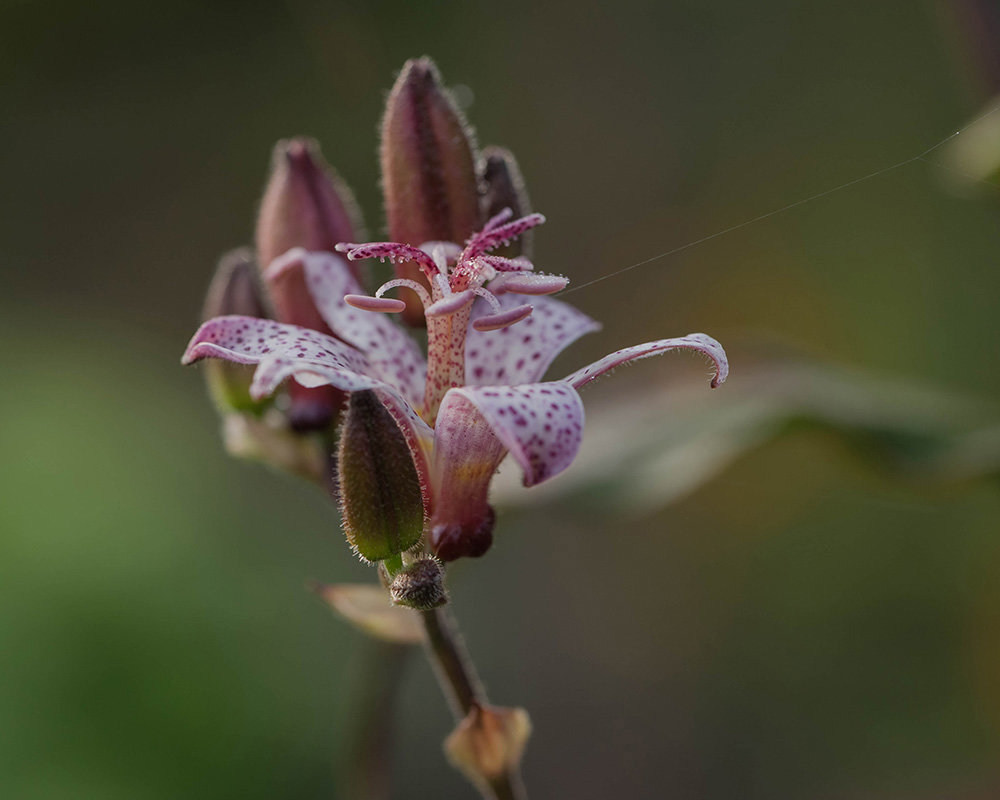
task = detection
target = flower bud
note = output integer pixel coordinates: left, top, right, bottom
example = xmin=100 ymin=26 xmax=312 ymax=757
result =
xmin=389 ymin=558 xmax=447 ymax=610
xmin=444 ymin=704 xmax=531 ymax=794
xmin=480 ymin=146 xmax=532 ymax=258
xmin=380 ymin=57 xmax=481 ymax=324
xmin=201 ymin=248 xmax=271 ymax=414
xmin=256 ymin=137 xmax=363 ymax=268
xmin=256 ymin=137 xmax=364 ymax=432
xmin=337 ymin=390 xmax=425 ymax=562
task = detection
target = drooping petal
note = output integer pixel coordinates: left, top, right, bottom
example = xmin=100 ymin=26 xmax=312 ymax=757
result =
xmin=428 ymin=392 xmax=507 ymax=561
xmin=464 ymin=294 xmax=601 ymax=386
xmin=437 ymin=382 xmax=585 ymax=488
xmin=187 ymin=316 xmax=434 ymax=501
xmin=266 ymin=249 xmax=427 ymax=408
xmin=563 ymin=333 xmax=729 ymax=390
xmin=183 ymin=315 xmax=388 ymax=401
xmin=183 ymin=314 xmax=359 ymax=366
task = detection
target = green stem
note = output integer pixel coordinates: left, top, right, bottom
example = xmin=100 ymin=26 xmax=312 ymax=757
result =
xmin=419 ymin=607 xmax=529 ymax=800
xmin=339 ymin=639 xmax=411 ymax=800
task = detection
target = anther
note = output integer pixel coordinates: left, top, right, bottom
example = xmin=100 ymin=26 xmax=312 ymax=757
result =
xmin=489 ymin=273 xmax=568 ymax=295
xmin=345 ymin=294 xmax=407 ymax=313
xmin=426 ymin=289 xmax=476 ymax=317
xmin=471 ymin=303 xmax=533 ymax=331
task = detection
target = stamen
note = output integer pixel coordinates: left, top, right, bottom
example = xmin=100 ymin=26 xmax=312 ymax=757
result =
xmin=471 ymin=303 xmax=533 ymax=331
xmin=345 ymin=294 xmax=406 ymax=313
xmin=472 ymin=287 xmax=502 ymax=313
xmin=375 ymin=278 xmax=432 ymax=308
xmin=489 ymin=273 xmax=568 ymax=295
xmin=426 ymin=289 xmax=476 ymax=317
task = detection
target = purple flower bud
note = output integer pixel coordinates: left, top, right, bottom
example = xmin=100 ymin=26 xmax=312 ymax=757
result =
xmin=380 ymin=57 xmax=481 ymax=325
xmin=256 ymin=138 xmax=364 ymax=432
xmin=337 ymin=390 xmax=425 ymax=562
xmin=256 ymin=137 xmax=364 ymax=268
xmin=200 ymin=248 xmax=271 ymax=414
xmin=479 ymin=146 xmax=532 ymax=258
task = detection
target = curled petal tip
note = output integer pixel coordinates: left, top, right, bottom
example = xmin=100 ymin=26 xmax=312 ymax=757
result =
xmin=564 ymin=331 xmax=729 ymax=390
xmin=344 ymin=294 xmax=406 ymax=313
xmin=471 ymin=303 xmax=533 ymax=331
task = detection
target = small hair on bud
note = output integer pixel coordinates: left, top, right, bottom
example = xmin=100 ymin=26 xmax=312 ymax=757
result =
xmin=389 ymin=558 xmax=448 ymax=610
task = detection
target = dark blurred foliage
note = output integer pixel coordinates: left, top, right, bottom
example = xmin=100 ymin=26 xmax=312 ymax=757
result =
xmin=2 ymin=1 xmax=999 ymax=798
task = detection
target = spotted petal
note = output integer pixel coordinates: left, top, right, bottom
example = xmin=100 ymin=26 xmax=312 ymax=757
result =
xmin=183 ymin=315 xmax=384 ymax=398
xmin=266 ymin=249 xmax=427 ymax=407
xmin=437 ymin=382 xmax=584 ymax=488
xmin=184 ymin=315 xmax=434 ymax=495
xmin=464 ymin=294 xmax=601 ymax=386
xmin=564 ymin=333 xmax=729 ymax=390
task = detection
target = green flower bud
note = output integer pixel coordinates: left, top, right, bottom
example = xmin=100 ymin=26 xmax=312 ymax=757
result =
xmin=200 ymin=248 xmax=271 ymax=414
xmin=337 ymin=390 xmax=425 ymax=562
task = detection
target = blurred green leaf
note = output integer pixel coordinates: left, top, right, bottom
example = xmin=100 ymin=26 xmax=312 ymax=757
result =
xmin=494 ymin=361 xmax=1000 ymax=515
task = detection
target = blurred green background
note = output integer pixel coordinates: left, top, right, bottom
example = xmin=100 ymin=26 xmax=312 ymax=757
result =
xmin=3 ymin=0 xmax=1000 ymax=797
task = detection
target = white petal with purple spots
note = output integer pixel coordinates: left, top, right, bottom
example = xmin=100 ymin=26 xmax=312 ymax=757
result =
xmin=437 ymin=382 xmax=585 ymax=487
xmin=563 ymin=333 xmax=729 ymax=390
xmin=267 ymin=250 xmax=427 ymax=407
xmin=464 ymin=294 xmax=601 ymax=387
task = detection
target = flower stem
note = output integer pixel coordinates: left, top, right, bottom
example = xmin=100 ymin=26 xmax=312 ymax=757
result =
xmin=419 ymin=607 xmax=528 ymax=800
xmin=339 ymin=639 xmax=410 ymax=800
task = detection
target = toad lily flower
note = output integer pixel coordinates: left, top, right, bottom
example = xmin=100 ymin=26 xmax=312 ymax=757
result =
xmin=183 ymin=210 xmax=728 ymax=561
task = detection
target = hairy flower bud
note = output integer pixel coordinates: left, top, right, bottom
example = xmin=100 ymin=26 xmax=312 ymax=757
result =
xmin=257 ymin=137 xmax=364 ymax=432
xmin=337 ymin=390 xmax=425 ymax=562
xmin=444 ymin=705 xmax=531 ymax=794
xmin=201 ymin=248 xmax=271 ymax=414
xmin=380 ymin=57 xmax=481 ymax=324
xmin=479 ymin=146 xmax=532 ymax=258
xmin=257 ymin=137 xmax=363 ymax=269
xmin=389 ymin=558 xmax=447 ymax=610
